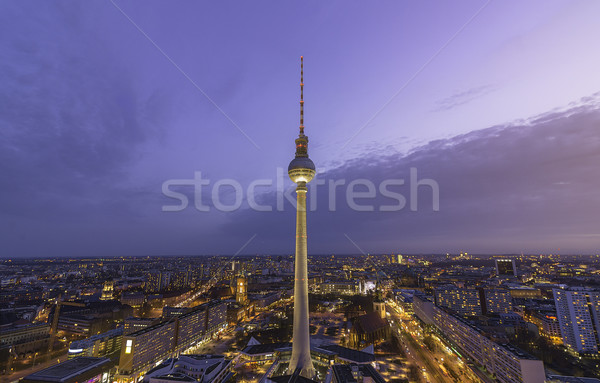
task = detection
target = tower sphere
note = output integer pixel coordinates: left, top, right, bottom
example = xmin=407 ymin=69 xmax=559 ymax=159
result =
xmin=288 ymin=157 xmax=315 ymax=184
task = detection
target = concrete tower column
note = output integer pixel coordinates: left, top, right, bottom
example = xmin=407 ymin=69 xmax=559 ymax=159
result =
xmin=288 ymin=182 xmax=315 ymax=377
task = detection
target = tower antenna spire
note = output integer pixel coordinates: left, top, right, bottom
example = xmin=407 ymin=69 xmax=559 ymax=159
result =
xmin=300 ymin=56 xmax=304 ymax=136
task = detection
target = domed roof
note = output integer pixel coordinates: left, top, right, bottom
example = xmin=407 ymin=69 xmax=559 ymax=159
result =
xmin=288 ymin=157 xmax=315 ymax=172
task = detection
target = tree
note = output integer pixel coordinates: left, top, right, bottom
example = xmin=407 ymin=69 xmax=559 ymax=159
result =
xmin=423 ymin=335 xmax=436 ymax=352
xmin=408 ymin=365 xmax=421 ymax=382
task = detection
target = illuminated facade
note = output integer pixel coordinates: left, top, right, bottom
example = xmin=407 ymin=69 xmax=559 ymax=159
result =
xmin=68 ymin=327 xmax=123 ymax=358
xmin=287 ymin=56 xmax=316 ymax=378
xmin=434 ymin=286 xmax=482 ymax=317
xmin=482 ymin=288 xmax=513 ymax=314
xmin=433 ymin=306 xmax=545 ymax=383
xmin=100 ymin=280 xmax=114 ymax=301
xmin=320 ymin=281 xmax=361 ymax=295
xmin=554 ymin=287 xmax=600 ymax=355
xmin=116 ymin=300 xmax=227 ymax=381
xmin=236 ymin=275 xmax=247 ymax=304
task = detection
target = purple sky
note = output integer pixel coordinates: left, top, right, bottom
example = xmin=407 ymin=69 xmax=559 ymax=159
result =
xmin=1 ymin=1 xmax=599 ymax=258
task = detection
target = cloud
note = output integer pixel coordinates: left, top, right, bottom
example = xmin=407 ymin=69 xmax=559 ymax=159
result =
xmin=433 ymin=84 xmax=496 ymax=112
xmin=0 ymin=2 xmax=169 ymax=219
xmin=217 ymin=96 xmax=600 ymax=255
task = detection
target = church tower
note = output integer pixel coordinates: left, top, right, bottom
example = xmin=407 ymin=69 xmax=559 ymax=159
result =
xmin=373 ymin=275 xmax=386 ymax=319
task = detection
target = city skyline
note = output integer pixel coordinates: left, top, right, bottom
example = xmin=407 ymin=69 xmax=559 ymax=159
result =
xmin=2 ymin=1 xmax=600 ymax=258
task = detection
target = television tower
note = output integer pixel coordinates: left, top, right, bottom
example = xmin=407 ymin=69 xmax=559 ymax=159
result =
xmin=287 ymin=56 xmax=316 ymax=378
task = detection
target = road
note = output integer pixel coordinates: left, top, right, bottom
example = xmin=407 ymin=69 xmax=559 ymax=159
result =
xmin=387 ymin=302 xmax=480 ymax=383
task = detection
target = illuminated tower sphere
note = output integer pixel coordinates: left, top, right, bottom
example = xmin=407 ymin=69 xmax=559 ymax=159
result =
xmin=287 ymin=56 xmax=316 ymax=378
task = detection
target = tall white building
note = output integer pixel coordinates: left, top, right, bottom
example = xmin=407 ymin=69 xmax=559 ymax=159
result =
xmin=553 ymin=287 xmax=600 ymax=355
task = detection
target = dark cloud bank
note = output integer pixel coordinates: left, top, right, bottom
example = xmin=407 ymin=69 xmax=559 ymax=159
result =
xmin=220 ymin=100 xmax=600 ymax=255
xmin=2 ymin=98 xmax=600 ymax=257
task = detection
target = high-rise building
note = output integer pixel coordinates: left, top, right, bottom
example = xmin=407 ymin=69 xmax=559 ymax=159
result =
xmin=287 ymin=56 xmax=316 ymax=379
xmin=145 ymin=271 xmax=170 ymax=292
xmin=495 ymin=259 xmax=517 ymax=277
xmin=553 ymin=287 xmax=600 ymax=355
xmin=413 ymin=292 xmax=434 ymax=325
xmin=434 ymin=285 xmax=482 ymax=317
xmin=481 ymin=288 xmax=513 ymax=314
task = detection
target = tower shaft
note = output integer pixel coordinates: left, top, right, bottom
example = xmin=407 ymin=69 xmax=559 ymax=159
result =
xmin=288 ymin=182 xmax=315 ymax=377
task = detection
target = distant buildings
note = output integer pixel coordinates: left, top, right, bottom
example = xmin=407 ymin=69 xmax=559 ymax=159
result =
xmin=320 ymin=281 xmax=361 ymax=295
xmin=554 ymin=287 xmax=600 ymax=356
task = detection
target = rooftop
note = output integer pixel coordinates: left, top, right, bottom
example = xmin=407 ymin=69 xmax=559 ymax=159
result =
xmin=242 ymin=342 xmax=292 ymax=355
xmin=23 ymin=357 xmax=110 ymax=382
xmin=69 ymin=327 xmax=122 ymax=350
xmin=316 ymin=345 xmax=376 ymax=363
